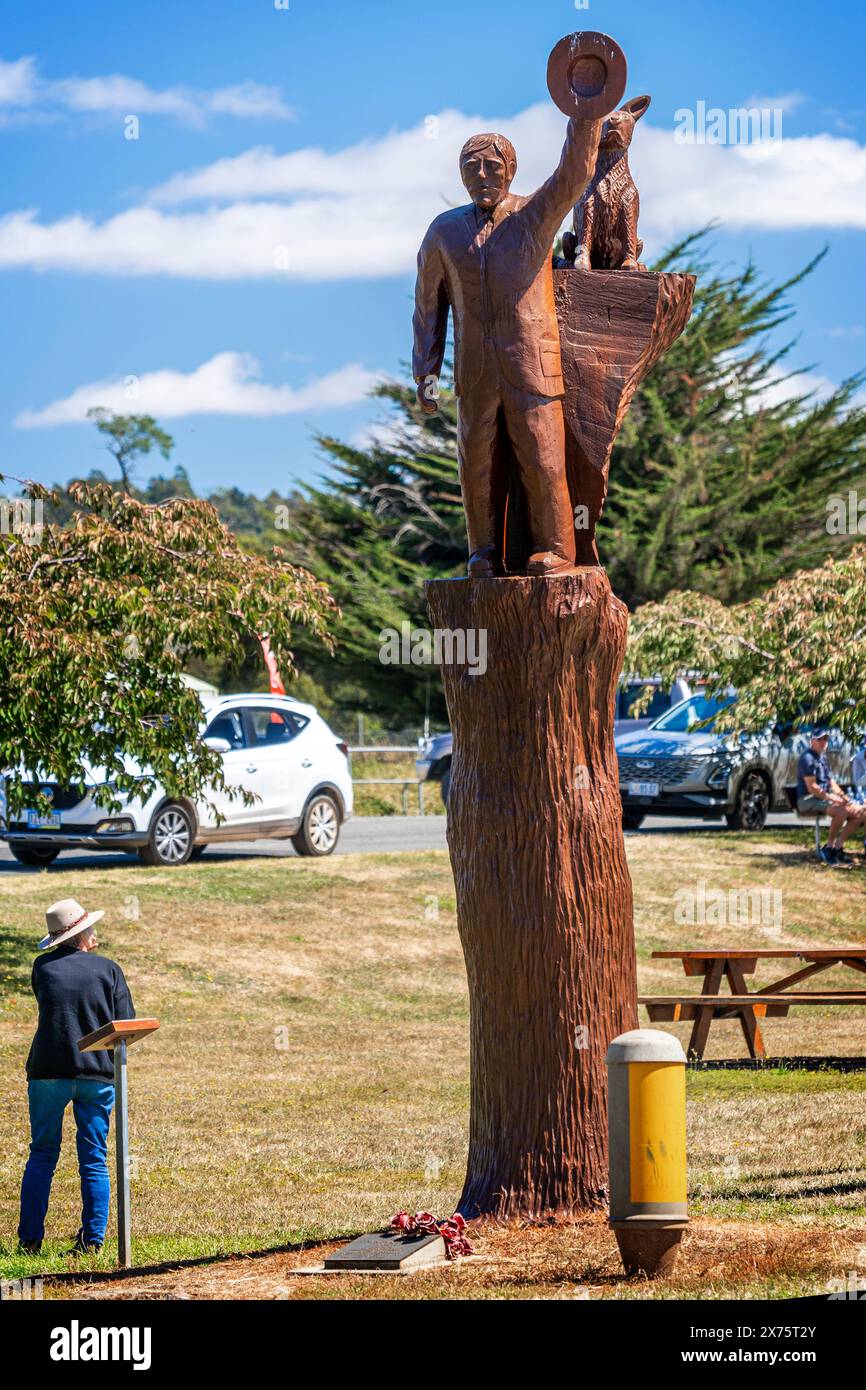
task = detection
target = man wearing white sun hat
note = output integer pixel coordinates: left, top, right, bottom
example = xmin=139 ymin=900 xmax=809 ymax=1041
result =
xmin=17 ymin=899 xmax=135 ymax=1257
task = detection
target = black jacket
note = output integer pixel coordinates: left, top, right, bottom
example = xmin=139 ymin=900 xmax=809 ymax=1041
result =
xmin=26 ymin=945 xmax=135 ymax=1082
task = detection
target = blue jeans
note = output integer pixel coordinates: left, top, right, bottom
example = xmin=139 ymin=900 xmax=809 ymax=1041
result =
xmin=18 ymin=1078 xmax=115 ymax=1247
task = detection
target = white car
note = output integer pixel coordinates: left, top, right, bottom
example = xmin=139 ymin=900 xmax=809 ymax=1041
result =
xmin=0 ymin=694 xmax=353 ymax=867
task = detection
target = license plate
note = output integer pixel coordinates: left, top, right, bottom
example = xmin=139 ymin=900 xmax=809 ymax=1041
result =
xmin=626 ymin=781 xmax=660 ymax=798
xmin=26 ymin=810 xmax=61 ymax=829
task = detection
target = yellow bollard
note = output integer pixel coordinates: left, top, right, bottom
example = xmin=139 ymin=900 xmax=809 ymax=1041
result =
xmin=606 ymin=1028 xmax=688 ymax=1277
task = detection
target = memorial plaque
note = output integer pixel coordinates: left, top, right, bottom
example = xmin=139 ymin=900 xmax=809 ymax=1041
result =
xmin=324 ymin=1229 xmax=446 ymax=1272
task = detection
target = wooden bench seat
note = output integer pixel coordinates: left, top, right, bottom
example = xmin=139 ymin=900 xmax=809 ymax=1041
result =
xmin=640 ymin=992 xmax=866 ymax=1022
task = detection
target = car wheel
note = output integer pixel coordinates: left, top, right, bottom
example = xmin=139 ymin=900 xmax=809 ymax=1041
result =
xmin=292 ymin=794 xmax=340 ymax=857
xmin=622 ymin=810 xmax=645 ymax=831
xmin=10 ymin=846 xmax=60 ymax=867
xmin=138 ymin=803 xmax=195 ymax=866
xmin=726 ymin=773 xmax=770 ymax=831
xmin=440 ymin=766 xmax=451 ymax=807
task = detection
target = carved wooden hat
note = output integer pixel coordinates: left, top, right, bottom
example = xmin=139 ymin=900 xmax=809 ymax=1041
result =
xmin=547 ymin=30 xmax=628 ymax=121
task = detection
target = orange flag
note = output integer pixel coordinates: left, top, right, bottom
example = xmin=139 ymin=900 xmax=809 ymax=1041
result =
xmin=259 ymin=634 xmax=286 ymax=696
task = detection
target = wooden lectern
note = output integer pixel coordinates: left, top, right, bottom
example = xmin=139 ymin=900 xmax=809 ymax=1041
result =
xmin=78 ymin=1018 xmax=160 ymax=1267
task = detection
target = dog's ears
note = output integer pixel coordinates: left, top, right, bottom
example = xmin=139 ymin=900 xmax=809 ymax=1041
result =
xmin=621 ymin=94 xmax=651 ymax=121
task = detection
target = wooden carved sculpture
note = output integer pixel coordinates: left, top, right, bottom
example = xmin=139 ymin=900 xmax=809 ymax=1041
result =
xmin=412 ymin=110 xmax=603 ymax=579
xmin=414 ymin=34 xmax=693 ymax=577
xmin=419 ymin=32 xmax=695 ymax=1221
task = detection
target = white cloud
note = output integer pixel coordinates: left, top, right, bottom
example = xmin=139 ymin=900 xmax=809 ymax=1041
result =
xmin=0 ymin=53 xmax=292 ymax=125
xmin=632 ymin=126 xmax=866 ymax=239
xmin=0 ymin=56 xmax=38 ymax=105
xmin=351 ymin=417 xmax=424 ymax=452
xmin=0 ymin=200 xmax=419 ymax=280
xmin=755 ymin=365 xmax=839 ymax=410
xmin=750 ymin=363 xmax=866 ymax=413
xmin=147 ymin=109 xmax=484 ymax=204
xmin=742 ymin=91 xmax=806 ymax=116
xmin=53 ymin=75 xmax=200 ymax=121
xmin=53 ymin=76 xmax=292 ymax=124
xmin=15 ymin=353 xmax=381 ymax=427
xmin=0 ymin=104 xmax=864 ymax=281
xmin=150 ymin=105 xmax=866 ymax=237
xmin=208 ymin=83 xmax=292 ymax=121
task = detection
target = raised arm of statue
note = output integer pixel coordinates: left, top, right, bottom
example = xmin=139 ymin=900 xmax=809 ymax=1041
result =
xmin=523 ymin=115 xmax=602 ymax=247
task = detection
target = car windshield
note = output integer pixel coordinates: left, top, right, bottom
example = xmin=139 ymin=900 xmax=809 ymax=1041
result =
xmin=616 ymin=685 xmax=671 ymax=722
xmin=651 ymin=693 xmax=734 ymax=734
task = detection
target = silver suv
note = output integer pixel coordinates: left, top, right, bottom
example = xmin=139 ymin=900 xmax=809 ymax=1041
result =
xmin=616 ymin=694 xmax=853 ymax=831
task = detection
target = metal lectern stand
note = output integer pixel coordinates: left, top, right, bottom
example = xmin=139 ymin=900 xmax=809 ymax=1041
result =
xmin=77 ymin=1018 xmax=160 ymax=1267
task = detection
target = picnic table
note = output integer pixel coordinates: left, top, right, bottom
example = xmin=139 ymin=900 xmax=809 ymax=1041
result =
xmin=640 ymin=949 xmax=866 ymax=1060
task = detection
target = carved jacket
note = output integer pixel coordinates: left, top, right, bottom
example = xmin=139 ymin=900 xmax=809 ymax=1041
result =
xmin=412 ymin=116 xmax=600 ymax=400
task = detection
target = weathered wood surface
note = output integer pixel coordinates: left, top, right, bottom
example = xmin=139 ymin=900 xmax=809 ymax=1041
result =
xmin=426 ymin=569 xmax=638 ymax=1219
xmin=503 ymin=269 xmax=695 ymax=570
xmin=555 ymin=268 xmax=695 ymax=564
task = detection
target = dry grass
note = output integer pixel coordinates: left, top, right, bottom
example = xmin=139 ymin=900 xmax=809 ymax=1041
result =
xmin=58 ymin=1218 xmax=866 ymax=1302
xmin=1 ymin=825 xmax=864 ymax=1300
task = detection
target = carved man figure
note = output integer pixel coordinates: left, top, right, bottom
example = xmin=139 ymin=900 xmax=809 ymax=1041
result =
xmin=412 ymin=116 xmax=601 ymax=576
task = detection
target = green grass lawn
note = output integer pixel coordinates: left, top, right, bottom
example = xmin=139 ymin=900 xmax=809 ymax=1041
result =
xmin=1 ymin=827 xmax=864 ymax=1299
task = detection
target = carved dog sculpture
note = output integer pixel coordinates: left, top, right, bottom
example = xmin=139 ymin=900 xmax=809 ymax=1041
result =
xmin=563 ymin=94 xmax=651 ymax=270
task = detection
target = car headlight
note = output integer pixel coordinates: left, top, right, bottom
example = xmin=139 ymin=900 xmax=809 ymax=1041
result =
xmin=706 ymin=762 xmax=732 ymax=788
xmin=95 ymin=817 xmax=136 ymax=835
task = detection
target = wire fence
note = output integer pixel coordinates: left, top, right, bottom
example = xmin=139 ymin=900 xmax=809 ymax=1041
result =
xmin=338 ymin=722 xmax=450 ymax=815
xmin=333 ymin=717 xmax=448 ymax=748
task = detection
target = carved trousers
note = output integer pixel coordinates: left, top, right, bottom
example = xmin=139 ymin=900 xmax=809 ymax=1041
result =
xmin=457 ymin=354 xmax=575 ymax=563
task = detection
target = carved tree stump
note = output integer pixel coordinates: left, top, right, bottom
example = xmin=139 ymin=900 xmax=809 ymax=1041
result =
xmin=426 ymin=568 xmax=637 ymax=1220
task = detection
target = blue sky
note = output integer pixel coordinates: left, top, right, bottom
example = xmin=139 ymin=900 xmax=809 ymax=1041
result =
xmin=1 ymin=0 xmax=865 ymax=500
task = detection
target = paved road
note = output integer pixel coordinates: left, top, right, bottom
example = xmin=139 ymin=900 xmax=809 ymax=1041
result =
xmin=627 ymin=811 xmax=798 ymax=835
xmin=0 ymin=816 xmax=449 ymax=871
xmin=0 ymin=811 xmax=804 ymax=872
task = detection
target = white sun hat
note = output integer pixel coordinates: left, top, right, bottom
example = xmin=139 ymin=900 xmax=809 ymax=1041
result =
xmin=38 ymin=898 xmax=105 ymax=951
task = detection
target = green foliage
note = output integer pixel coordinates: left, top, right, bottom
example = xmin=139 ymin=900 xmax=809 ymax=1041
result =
xmin=0 ymin=476 xmax=335 ymax=814
xmin=33 ymin=463 xmax=306 ymax=701
xmin=86 ymin=409 xmax=174 ymax=491
xmin=626 ymin=544 xmax=866 ymax=738
xmin=287 ymin=380 xmax=465 ymax=724
xmin=602 ymin=232 xmax=866 ymax=608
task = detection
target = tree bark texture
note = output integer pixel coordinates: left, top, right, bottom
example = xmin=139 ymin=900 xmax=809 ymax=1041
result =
xmin=426 ymin=568 xmax=638 ymax=1220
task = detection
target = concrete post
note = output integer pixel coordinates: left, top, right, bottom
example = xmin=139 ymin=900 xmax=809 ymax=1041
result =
xmin=606 ymin=1028 xmax=688 ymax=1276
